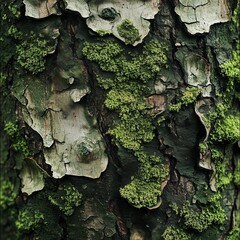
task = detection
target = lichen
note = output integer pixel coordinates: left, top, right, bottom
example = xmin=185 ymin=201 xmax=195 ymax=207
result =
xmin=175 ymin=0 xmax=231 ymax=34
xmin=20 ymin=158 xmax=46 ymax=195
xmin=78 ymin=142 xmax=92 ymax=156
xmin=23 ymin=0 xmax=60 ymax=18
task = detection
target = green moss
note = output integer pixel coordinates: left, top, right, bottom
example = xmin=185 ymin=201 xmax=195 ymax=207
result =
xmin=83 ymin=38 xmax=168 ymax=208
xmin=212 ymin=149 xmax=233 ymax=189
xmin=136 ymin=151 xmax=169 ymax=180
xmin=108 ymin=114 xmax=155 ymax=151
xmin=0 ymin=72 xmax=7 ymax=87
xmin=105 ymin=89 xmax=137 ymax=110
xmin=169 ymin=87 xmax=201 ymax=112
xmin=16 ymin=33 xmax=48 ymax=74
xmin=120 ymin=152 xmax=169 ymax=208
xmin=82 ymin=40 xmax=123 ymax=72
xmin=179 ymin=87 xmax=201 ymax=105
xmin=117 ymin=19 xmax=140 ymax=45
xmin=4 ymin=121 xmax=30 ymax=158
xmin=221 ymin=1 xmax=240 ymax=92
xmin=227 ymin=227 xmax=240 ymax=240
xmin=0 ymin=0 xmax=21 ymax=27
xmin=211 ymin=114 xmax=240 ymax=143
xmin=199 ymin=142 xmax=208 ymax=154
xmin=162 ymin=226 xmax=191 ymax=240
xmin=96 ymin=30 xmax=112 ymax=37
xmin=0 ymin=1 xmax=48 ymax=76
xmin=16 ymin=208 xmax=44 ymax=233
xmin=83 ymin=38 xmax=167 ymax=152
xmin=234 ymin=159 xmax=240 ymax=185
xmin=172 ymin=196 xmax=226 ymax=232
xmin=3 ymin=121 xmax=19 ymax=137
xmin=48 ymin=184 xmax=82 ymax=216
xmin=0 ymin=180 xmax=17 ymax=210
xmin=83 ymin=38 xmax=167 ymax=84
xmin=221 ymin=42 xmax=240 ymax=85
xmin=120 ymin=179 xmax=161 ymax=208
xmin=232 ymin=1 xmax=240 ymax=29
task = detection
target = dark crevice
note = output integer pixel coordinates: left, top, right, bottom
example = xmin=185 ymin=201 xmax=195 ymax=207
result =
xmin=59 ymin=216 xmax=68 ymax=240
xmin=83 ymin=59 xmax=122 ymax=172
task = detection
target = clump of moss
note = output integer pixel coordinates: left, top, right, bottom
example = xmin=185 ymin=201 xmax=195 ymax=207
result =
xmin=96 ymin=29 xmax=111 ymax=37
xmin=211 ymin=149 xmax=233 ymax=189
xmin=120 ymin=179 xmax=161 ymax=208
xmin=83 ymin=38 xmax=167 ymax=152
xmin=117 ymin=19 xmax=140 ymax=45
xmin=16 ymin=208 xmax=44 ymax=233
xmin=227 ymin=227 xmax=240 ymax=240
xmin=172 ymin=195 xmax=226 ymax=232
xmin=82 ymin=40 xmax=123 ymax=72
xmin=0 ymin=180 xmax=17 ymax=210
xmin=162 ymin=226 xmax=191 ymax=240
xmin=4 ymin=121 xmax=30 ymax=158
xmin=108 ymin=112 xmax=155 ymax=151
xmin=48 ymin=184 xmax=82 ymax=216
xmin=221 ymin=1 xmax=240 ymax=93
xmin=83 ymin=38 xmax=167 ymax=84
xmin=169 ymin=87 xmax=201 ymax=112
xmin=221 ymin=42 xmax=240 ymax=86
xmin=199 ymin=142 xmax=208 ymax=154
xmin=1 ymin=0 xmax=49 ymax=75
xmin=211 ymin=114 xmax=240 ymax=143
xmin=120 ymin=152 xmax=169 ymax=208
xmin=16 ymin=33 xmax=48 ymax=74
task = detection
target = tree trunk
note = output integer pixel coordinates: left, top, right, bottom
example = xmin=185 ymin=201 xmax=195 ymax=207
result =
xmin=1 ymin=0 xmax=239 ymax=240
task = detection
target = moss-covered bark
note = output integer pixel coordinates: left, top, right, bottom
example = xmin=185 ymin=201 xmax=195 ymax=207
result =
xmin=1 ymin=0 xmax=239 ymax=239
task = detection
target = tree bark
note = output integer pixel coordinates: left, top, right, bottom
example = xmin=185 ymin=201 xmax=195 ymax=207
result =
xmin=0 ymin=0 xmax=239 ymax=240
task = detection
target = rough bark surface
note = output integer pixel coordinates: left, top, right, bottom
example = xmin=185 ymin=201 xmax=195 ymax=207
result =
xmin=0 ymin=0 xmax=239 ymax=240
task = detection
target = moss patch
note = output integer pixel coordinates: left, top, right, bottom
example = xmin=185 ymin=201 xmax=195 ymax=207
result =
xmin=162 ymin=226 xmax=191 ymax=240
xmin=171 ymin=193 xmax=227 ymax=232
xmin=117 ymin=19 xmax=141 ymax=45
xmin=83 ymin=37 xmax=169 ymax=208
xmin=48 ymin=184 xmax=82 ymax=216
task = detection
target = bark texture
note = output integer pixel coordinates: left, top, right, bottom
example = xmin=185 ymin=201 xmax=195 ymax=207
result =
xmin=0 ymin=0 xmax=239 ymax=240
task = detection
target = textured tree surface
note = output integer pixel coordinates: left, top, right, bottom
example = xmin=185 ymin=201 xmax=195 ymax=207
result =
xmin=0 ymin=0 xmax=239 ymax=239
